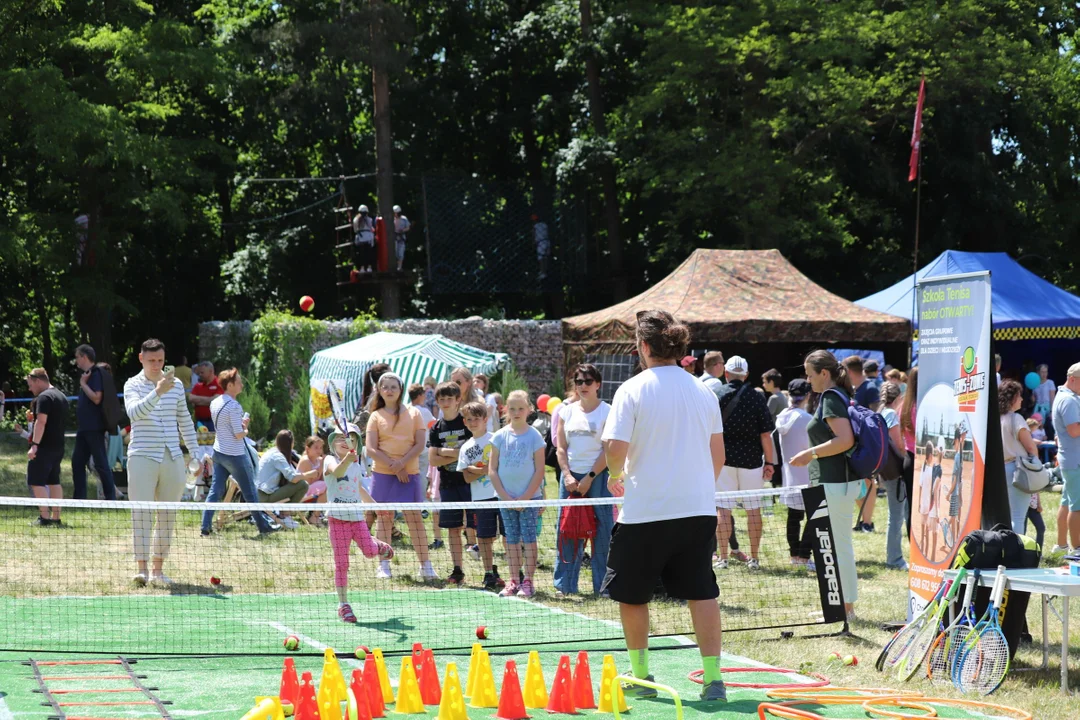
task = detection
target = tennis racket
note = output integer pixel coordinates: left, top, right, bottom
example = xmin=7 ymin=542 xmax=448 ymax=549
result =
xmin=925 ymin=568 xmax=979 ymax=685
xmin=954 ymin=566 xmax=1010 ymax=695
xmin=877 ymin=578 xmax=952 ymax=673
xmin=897 ymin=569 xmax=965 ymax=681
xmin=326 ymin=379 xmax=355 ymax=451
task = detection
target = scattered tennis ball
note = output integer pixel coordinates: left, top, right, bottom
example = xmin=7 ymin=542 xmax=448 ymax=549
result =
xmin=284 ymin=635 xmax=300 ymax=651
xmin=210 ymin=576 xmax=221 ymax=586
xmin=356 ymin=645 xmax=370 ymax=660
xmin=842 ymin=654 xmax=858 ymax=666
xmin=476 ymin=626 xmax=489 ymax=640
xmin=827 ymin=651 xmax=842 ymax=663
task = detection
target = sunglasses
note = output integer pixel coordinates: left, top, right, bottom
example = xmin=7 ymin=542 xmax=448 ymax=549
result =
xmin=573 ymin=378 xmax=596 ymax=386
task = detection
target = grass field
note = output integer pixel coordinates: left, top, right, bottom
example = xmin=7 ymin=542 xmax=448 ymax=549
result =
xmin=1 ymin=434 xmax=1077 ymax=718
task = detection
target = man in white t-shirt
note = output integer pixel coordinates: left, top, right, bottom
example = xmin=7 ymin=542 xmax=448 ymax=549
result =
xmin=601 ymin=309 xmax=728 ymax=702
xmin=698 ymin=350 xmax=725 ymax=398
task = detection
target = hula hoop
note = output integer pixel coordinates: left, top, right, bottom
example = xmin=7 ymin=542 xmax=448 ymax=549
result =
xmin=688 ymin=667 xmax=829 ymax=689
xmin=767 ymin=687 xmax=924 ymax=702
xmin=758 ymin=701 xmax=829 ymax=720
xmin=861 ymin=698 xmax=937 ymax=718
xmin=860 ymin=697 xmax=1033 ymax=720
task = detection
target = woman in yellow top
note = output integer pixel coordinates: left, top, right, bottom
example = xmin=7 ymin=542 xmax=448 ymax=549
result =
xmin=365 ymin=372 xmax=436 ymax=580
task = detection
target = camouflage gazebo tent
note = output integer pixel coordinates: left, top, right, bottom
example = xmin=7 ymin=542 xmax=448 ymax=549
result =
xmin=562 ymin=249 xmax=911 ymax=379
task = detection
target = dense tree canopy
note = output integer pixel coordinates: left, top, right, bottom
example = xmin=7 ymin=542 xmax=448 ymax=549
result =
xmin=3 ymin=0 xmax=1080 ymax=386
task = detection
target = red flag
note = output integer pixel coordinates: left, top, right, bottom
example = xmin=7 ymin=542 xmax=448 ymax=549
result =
xmin=908 ymin=75 xmax=926 ymax=182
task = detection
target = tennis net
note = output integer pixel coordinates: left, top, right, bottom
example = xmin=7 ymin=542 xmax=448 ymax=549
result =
xmin=0 ymin=486 xmax=844 ymax=656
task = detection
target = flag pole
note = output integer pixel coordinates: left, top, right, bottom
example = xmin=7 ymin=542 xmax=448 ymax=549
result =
xmin=908 ymin=75 xmax=926 ymax=368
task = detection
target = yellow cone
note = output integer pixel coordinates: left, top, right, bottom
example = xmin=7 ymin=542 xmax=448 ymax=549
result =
xmin=596 ymin=655 xmax=627 ymax=714
xmin=243 ymin=697 xmax=284 ymax=720
xmin=318 ymin=677 xmax=343 ymax=720
xmin=464 ymin=643 xmax=481 ymax=698
xmin=437 ymin=662 xmax=470 ymax=720
xmin=468 ymin=651 xmax=498 ymax=709
xmin=321 ymin=648 xmax=349 ymax=704
xmin=395 ymin=657 xmax=426 ymax=714
xmin=522 ymin=650 xmax=548 ymax=709
xmin=372 ymin=648 xmax=394 ymax=703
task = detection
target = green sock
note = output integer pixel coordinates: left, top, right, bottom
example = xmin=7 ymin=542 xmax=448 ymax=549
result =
xmin=628 ymin=648 xmax=649 ymax=678
xmin=702 ymin=656 xmax=721 ymax=684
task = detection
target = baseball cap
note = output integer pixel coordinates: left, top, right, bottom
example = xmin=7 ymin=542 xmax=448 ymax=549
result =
xmin=787 ymin=379 xmax=811 ymax=398
xmin=680 ymin=355 xmax=696 ymax=368
xmin=724 ymin=356 xmax=749 ymax=375
xmin=358 ymin=204 xmax=369 ymax=213
xmin=1068 ymin=362 xmax=1080 ymax=378
xmin=24 ymin=368 xmax=49 ymax=383
xmin=393 ymin=205 xmax=402 ymax=213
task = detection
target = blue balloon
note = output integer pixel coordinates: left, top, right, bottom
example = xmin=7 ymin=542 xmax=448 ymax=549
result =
xmin=1025 ymin=372 xmax=1041 ymax=390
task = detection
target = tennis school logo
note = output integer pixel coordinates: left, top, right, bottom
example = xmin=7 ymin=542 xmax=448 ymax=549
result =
xmin=953 ymin=346 xmax=986 ymax=413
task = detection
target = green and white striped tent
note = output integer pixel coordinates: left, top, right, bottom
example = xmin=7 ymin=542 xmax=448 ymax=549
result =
xmin=309 ymin=332 xmax=509 ymax=432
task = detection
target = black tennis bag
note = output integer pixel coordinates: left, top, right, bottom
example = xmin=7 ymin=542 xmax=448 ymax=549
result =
xmin=952 ymin=524 xmax=1040 ymax=659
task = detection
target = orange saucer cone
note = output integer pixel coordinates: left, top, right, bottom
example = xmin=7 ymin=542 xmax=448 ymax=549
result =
xmin=361 ymin=655 xmax=385 ymax=718
xmin=295 ymin=671 xmax=322 ymax=720
xmin=419 ymin=648 xmax=442 ymax=705
xmin=280 ymin=657 xmax=301 ymax=712
xmin=496 ymin=661 xmax=529 ymax=720
xmin=348 ymin=670 xmax=372 ymax=720
xmin=545 ymin=655 xmax=577 ymax=714
xmin=571 ymin=652 xmax=594 ymax=710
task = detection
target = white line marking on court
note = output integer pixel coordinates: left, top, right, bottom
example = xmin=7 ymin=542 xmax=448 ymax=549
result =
xmin=259 ymin=621 xmax=369 ymax=674
xmin=0 ymin=694 xmax=15 ymax=720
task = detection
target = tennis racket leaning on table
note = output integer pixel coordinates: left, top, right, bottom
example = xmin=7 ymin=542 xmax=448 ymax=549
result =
xmin=953 ymin=566 xmax=1010 ymax=695
xmin=877 ymin=577 xmax=953 ymax=673
xmin=925 ymin=568 xmax=980 ymax=685
xmin=897 ymin=568 xmax=966 ymax=681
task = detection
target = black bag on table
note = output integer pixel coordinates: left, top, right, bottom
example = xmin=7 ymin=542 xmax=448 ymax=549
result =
xmin=952 ymin=524 xmax=1040 ymax=660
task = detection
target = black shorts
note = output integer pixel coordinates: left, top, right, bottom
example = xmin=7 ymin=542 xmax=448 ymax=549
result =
xmin=471 ymin=505 xmax=504 ymax=539
xmin=439 ymin=484 xmax=477 ymax=529
xmin=27 ymin=451 xmax=63 ymax=487
xmin=601 ymin=515 xmax=719 ymax=604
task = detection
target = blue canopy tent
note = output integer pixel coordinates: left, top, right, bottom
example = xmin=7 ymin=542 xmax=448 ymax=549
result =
xmin=855 ymin=251 xmax=1080 ymax=376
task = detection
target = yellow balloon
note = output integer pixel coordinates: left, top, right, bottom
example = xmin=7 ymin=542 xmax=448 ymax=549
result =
xmin=546 ymin=397 xmax=563 ymax=413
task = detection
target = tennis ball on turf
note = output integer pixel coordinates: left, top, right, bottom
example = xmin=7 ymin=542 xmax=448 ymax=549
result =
xmin=356 ymin=645 xmax=370 ymax=660
xmin=842 ymin=654 xmax=858 ymax=666
xmin=284 ymin=635 xmax=300 ymax=651
xmin=476 ymin=626 xmax=489 ymax=640
xmin=210 ymin=576 xmax=221 ymax=586
xmin=827 ymin=651 xmax=842 ymax=663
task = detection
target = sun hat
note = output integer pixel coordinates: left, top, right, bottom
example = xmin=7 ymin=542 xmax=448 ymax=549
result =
xmin=328 ymin=422 xmax=362 ymax=448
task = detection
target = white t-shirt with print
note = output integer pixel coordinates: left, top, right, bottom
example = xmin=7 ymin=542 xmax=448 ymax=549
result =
xmin=602 ymin=365 xmax=724 ymax=524
xmin=324 ymin=461 xmax=368 ymax=521
xmin=457 ymin=432 xmax=494 ymax=500
xmin=563 ymin=401 xmax=611 ymax=473
xmin=1034 ymin=379 xmax=1056 ymax=406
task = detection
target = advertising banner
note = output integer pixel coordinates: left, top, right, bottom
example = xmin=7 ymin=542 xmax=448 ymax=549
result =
xmin=801 ymin=484 xmax=848 ymax=626
xmin=908 ymin=271 xmax=992 ymax=616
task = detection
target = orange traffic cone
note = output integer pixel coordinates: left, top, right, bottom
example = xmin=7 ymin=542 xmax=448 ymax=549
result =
xmin=545 ymin=655 xmax=577 ymax=715
xmin=419 ymin=648 xmax=442 ymax=705
xmin=496 ymin=660 xmax=529 ymax=720
xmin=280 ymin=657 xmax=300 ymax=713
xmin=348 ymin=670 xmax=372 ymax=720
xmin=571 ymin=652 xmax=595 ymax=710
xmin=361 ymin=654 xmax=386 ymax=718
xmin=295 ymin=671 xmax=322 ymax=720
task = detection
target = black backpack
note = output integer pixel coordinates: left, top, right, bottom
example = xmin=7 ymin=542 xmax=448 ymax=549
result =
xmin=953 ymin=524 xmax=1040 ymax=570
xmin=97 ymin=364 xmax=124 ymax=435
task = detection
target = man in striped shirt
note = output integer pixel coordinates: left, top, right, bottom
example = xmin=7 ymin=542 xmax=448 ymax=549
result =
xmin=123 ymin=338 xmax=198 ymax=586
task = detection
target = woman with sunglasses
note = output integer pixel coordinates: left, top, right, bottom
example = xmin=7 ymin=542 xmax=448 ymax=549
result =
xmin=553 ymin=364 xmax=614 ymax=596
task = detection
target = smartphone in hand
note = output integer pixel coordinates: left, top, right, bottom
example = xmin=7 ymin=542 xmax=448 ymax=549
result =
xmin=163 ymin=365 xmax=175 ymax=375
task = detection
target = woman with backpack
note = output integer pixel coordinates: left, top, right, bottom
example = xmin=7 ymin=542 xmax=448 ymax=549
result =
xmin=790 ymin=350 xmax=859 ymax=621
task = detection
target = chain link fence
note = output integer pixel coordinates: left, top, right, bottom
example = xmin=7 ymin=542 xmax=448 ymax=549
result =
xmin=422 ymin=173 xmax=586 ymax=294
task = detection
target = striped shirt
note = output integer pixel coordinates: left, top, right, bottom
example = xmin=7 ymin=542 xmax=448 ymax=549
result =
xmin=123 ymin=372 xmax=198 ymax=462
xmin=210 ymin=394 xmax=248 ymax=455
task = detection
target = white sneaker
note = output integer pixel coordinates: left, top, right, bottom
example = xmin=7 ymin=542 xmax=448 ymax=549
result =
xmin=747 ymin=559 xmax=761 ymax=571
xmin=420 ymin=561 xmax=439 ymax=581
xmin=376 ymin=560 xmax=392 ymax=579
xmin=133 ymin=571 xmax=148 ymax=586
xmin=1050 ymin=545 xmax=1071 ymax=554
xmin=467 ymin=544 xmax=481 ymax=562
xmin=150 ymin=572 xmax=173 ymax=586
xmin=713 ymin=559 xmax=728 ymax=569
xmin=281 ymin=517 xmax=299 ymax=529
